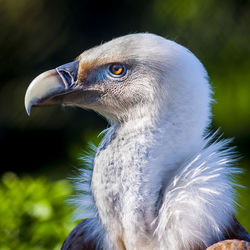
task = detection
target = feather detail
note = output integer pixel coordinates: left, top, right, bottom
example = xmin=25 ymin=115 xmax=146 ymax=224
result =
xmin=68 ymin=131 xmax=247 ymax=250
xmin=67 ymin=143 xmax=97 ymax=220
xmin=154 ymin=133 xmax=242 ymax=249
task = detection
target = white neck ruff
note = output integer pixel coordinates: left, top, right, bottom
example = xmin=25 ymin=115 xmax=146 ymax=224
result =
xmin=70 ymin=125 xmax=239 ymax=250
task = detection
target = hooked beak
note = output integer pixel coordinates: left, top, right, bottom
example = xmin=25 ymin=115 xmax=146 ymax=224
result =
xmin=24 ymin=60 xmax=79 ymax=115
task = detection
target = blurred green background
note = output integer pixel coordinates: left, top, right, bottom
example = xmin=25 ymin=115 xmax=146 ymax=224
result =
xmin=0 ymin=0 xmax=249 ymax=249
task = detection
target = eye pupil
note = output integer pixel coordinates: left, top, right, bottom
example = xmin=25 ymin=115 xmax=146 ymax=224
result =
xmin=109 ymin=64 xmax=125 ymax=76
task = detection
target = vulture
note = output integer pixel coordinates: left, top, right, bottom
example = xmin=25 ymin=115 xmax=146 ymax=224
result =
xmin=25 ymin=33 xmax=250 ymax=250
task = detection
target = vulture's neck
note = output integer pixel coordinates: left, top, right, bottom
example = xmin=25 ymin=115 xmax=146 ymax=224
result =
xmin=82 ymin=110 xmax=237 ymax=250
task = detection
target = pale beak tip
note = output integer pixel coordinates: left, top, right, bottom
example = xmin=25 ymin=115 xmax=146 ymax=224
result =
xmin=24 ymin=69 xmax=63 ymax=116
xmin=24 ymin=89 xmax=35 ymax=116
xmin=25 ymin=104 xmax=31 ymax=116
xmin=24 ymin=94 xmax=31 ymax=116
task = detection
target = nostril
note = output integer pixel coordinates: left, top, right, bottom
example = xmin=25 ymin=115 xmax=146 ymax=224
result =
xmin=56 ymin=60 xmax=79 ymax=89
xmin=61 ymin=70 xmax=74 ymax=88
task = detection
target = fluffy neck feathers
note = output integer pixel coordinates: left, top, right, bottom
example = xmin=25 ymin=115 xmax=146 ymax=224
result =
xmin=72 ymin=112 xmax=238 ymax=249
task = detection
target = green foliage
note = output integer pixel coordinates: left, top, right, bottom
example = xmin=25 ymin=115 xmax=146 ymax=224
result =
xmin=236 ymin=161 xmax=250 ymax=232
xmin=0 ymin=172 xmax=77 ymax=250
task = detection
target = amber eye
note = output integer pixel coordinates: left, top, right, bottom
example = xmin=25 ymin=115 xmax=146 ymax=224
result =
xmin=109 ymin=64 xmax=126 ymax=77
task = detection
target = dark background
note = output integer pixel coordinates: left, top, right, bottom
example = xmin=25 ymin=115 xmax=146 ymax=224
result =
xmin=0 ymin=0 xmax=249 ymax=228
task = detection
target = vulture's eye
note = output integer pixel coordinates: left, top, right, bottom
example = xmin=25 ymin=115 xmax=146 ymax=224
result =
xmin=109 ymin=64 xmax=127 ymax=78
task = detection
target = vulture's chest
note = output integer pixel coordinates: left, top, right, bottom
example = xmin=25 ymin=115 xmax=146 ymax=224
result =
xmin=91 ymin=128 xmax=159 ymax=249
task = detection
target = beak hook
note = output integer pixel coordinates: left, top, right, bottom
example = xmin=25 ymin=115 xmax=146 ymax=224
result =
xmin=24 ymin=60 xmax=80 ymax=115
